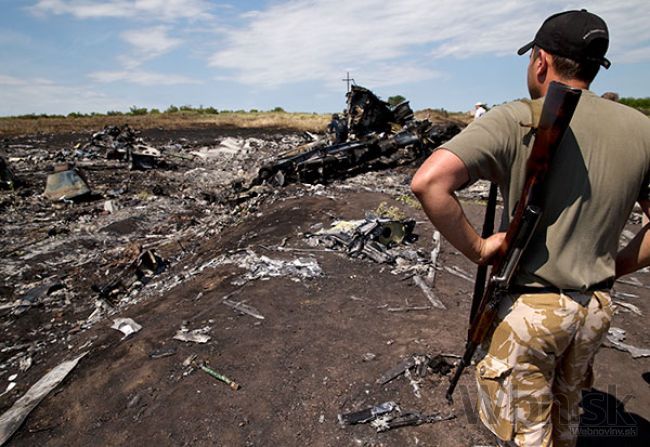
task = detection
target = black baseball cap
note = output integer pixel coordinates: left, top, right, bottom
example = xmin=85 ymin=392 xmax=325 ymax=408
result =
xmin=517 ymin=9 xmax=611 ymax=69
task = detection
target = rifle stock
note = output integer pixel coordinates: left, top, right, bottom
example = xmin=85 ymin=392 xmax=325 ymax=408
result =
xmin=446 ymin=82 xmax=582 ymax=403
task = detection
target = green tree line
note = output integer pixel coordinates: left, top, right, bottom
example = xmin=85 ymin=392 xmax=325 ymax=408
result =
xmin=8 ymin=105 xmax=290 ymax=119
xmin=619 ymin=97 xmax=650 ymax=110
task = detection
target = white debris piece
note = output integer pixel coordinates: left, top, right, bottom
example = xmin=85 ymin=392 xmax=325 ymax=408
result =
xmin=18 ymin=356 xmax=32 ymax=372
xmin=173 ymin=326 xmax=212 ymax=344
xmin=605 ymin=327 xmax=650 ymax=358
xmin=0 ymin=352 xmax=87 ymax=445
xmin=213 ymin=250 xmax=322 ymax=285
xmin=222 ymin=298 xmax=265 ymax=320
xmin=443 ymin=265 xmax=474 ymax=282
xmin=613 ymin=300 xmax=643 ymax=316
xmin=413 ymin=275 xmax=446 ymax=310
xmin=427 ymin=231 xmax=441 ymax=284
xmin=103 ymin=200 xmax=116 ymax=213
xmin=111 ymin=318 xmax=142 ymax=339
xmin=0 ymin=382 xmax=16 ymax=398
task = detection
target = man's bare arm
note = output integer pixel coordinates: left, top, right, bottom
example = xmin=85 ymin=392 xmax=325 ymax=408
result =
xmin=615 ymin=199 xmax=650 ymax=278
xmin=411 ymin=149 xmax=504 ymax=264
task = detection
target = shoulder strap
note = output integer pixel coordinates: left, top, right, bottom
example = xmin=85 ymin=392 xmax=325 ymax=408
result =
xmin=518 ymin=98 xmax=543 ymax=129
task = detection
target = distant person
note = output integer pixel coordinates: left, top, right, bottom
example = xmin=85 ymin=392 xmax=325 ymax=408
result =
xmin=327 ymin=113 xmax=348 ymax=144
xmin=601 ymin=91 xmax=620 ymax=101
xmin=473 ymin=102 xmax=487 ymax=120
xmin=412 ymin=9 xmax=650 ymax=447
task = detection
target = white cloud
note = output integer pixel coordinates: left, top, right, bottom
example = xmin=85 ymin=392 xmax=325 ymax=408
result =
xmin=30 ymin=0 xmax=213 ymax=21
xmin=89 ymin=70 xmax=201 ymax=85
xmin=0 ymin=74 xmax=127 ymax=115
xmin=122 ymin=26 xmax=181 ymax=55
xmin=89 ymin=26 xmax=198 ymax=85
xmin=119 ymin=26 xmax=182 ymax=67
xmin=209 ymin=0 xmax=650 ymax=87
xmin=617 ymin=47 xmax=650 ymax=64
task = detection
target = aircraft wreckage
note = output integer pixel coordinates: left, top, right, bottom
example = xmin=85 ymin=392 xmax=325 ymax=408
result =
xmin=254 ymin=85 xmax=462 ymax=186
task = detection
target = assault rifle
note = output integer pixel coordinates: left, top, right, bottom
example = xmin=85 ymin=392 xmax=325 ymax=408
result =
xmin=445 ymin=81 xmax=582 ymax=403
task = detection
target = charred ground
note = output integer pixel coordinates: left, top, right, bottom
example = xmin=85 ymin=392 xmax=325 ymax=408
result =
xmin=0 ymin=125 xmax=648 ymax=446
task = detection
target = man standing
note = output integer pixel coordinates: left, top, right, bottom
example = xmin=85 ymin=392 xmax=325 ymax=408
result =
xmin=327 ymin=113 xmax=348 ymax=144
xmin=411 ymin=10 xmax=650 ymax=447
xmin=473 ymin=102 xmax=487 ymax=120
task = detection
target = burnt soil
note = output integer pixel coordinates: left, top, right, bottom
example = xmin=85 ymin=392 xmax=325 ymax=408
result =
xmin=1 ymin=127 xmax=649 ymax=446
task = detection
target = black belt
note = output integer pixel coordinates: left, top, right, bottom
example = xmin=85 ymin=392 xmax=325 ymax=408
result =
xmin=509 ymin=278 xmax=614 ymax=294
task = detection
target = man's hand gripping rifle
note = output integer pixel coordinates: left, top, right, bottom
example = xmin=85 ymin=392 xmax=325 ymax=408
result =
xmin=446 ymin=81 xmax=582 ymax=403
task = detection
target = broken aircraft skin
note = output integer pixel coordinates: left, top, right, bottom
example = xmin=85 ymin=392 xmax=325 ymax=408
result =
xmin=81 ymin=124 xmax=163 ymax=170
xmin=0 ymin=156 xmax=18 ymax=190
xmin=254 ymin=85 xmax=462 ymax=186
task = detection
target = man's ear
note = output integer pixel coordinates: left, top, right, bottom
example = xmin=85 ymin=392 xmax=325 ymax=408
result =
xmin=535 ymin=48 xmax=550 ymax=81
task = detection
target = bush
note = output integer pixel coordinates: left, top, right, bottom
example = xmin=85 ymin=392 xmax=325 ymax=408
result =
xmin=149 ymin=108 xmax=160 ymax=114
xmin=272 ymin=106 xmax=285 ymax=113
xmin=619 ymin=97 xmax=650 ymax=115
xmin=129 ymin=106 xmax=148 ymax=116
xmin=107 ymin=110 xmax=124 ymax=116
xmin=619 ymin=97 xmax=650 ymax=108
xmin=15 ymin=113 xmax=50 ymax=119
xmin=165 ymin=105 xmax=179 ymax=113
xmin=387 ymin=95 xmax=406 ymax=107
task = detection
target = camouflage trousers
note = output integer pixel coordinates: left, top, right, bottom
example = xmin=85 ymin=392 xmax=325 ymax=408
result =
xmin=475 ymin=290 xmax=613 ymax=447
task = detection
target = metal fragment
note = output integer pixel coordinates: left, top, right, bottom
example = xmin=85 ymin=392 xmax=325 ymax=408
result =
xmin=605 ymin=327 xmax=650 ymax=358
xmin=0 ymin=352 xmax=87 ymax=445
xmin=222 ymin=298 xmax=265 ymax=320
xmin=338 ymin=401 xmax=398 ymax=425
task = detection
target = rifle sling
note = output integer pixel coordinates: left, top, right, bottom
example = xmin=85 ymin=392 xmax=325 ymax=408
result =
xmin=469 ymin=182 xmax=498 ymax=324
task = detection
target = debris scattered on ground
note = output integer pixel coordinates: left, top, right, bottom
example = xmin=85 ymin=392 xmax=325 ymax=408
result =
xmin=210 ymin=249 xmax=322 ymax=286
xmin=613 ymin=300 xmax=643 ymax=316
xmin=404 ymin=368 xmax=422 ymax=398
xmin=194 ymin=361 xmax=240 ymax=390
xmin=443 ymin=265 xmax=474 ymax=282
xmin=148 ymin=347 xmax=176 ymax=359
xmin=306 ymin=215 xmax=416 ymax=264
xmin=338 ymin=401 xmax=398 ymax=425
xmin=110 ymin=318 xmax=142 ymax=339
xmin=173 ymin=325 xmax=212 ymax=344
xmin=1 ymin=121 xmax=646 ymax=445
xmin=80 ymin=125 xmax=162 ymax=170
xmin=338 ymin=401 xmax=454 ymax=433
xmin=617 ymin=277 xmax=650 ymax=289
xmin=18 ymin=357 xmax=32 ymax=372
xmin=11 ymin=281 xmax=65 ymax=316
xmin=0 ymin=156 xmax=17 ymax=190
xmin=413 ymin=275 xmax=446 ymax=310
xmin=92 ymin=248 xmax=166 ymax=306
xmin=43 ymin=163 xmax=92 ymax=201
xmin=0 ymin=352 xmax=87 ymax=445
xmin=222 ymin=298 xmax=265 ymax=320
xmin=371 ymin=410 xmax=456 ymax=432
xmin=377 ymin=354 xmax=454 ymax=385
xmin=605 ymin=327 xmax=650 ymax=358
xmin=0 ymin=383 xmax=16 ymax=399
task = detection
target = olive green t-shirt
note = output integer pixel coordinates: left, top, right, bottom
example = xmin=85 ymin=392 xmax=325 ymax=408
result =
xmin=443 ymin=90 xmax=650 ymax=289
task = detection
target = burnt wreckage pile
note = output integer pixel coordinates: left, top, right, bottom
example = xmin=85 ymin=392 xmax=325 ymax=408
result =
xmin=255 ymin=85 xmax=461 ymax=186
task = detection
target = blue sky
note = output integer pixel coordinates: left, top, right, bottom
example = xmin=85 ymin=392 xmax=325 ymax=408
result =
xmin=1 ymin=0 xmax=649 ymax=116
